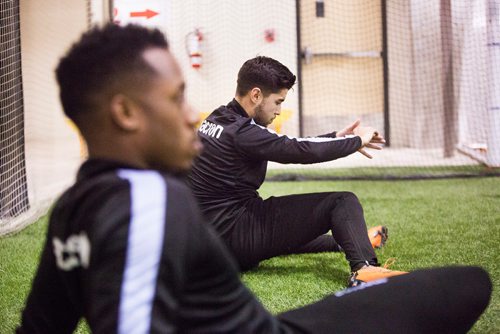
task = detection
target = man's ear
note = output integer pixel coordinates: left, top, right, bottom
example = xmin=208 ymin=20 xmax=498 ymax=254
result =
xmin=249 ymin=87 xmax=262 ymax=105
xmin=109 ymin=94 xmax=142 ymax=131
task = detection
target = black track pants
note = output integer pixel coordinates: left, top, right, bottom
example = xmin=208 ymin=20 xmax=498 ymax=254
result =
xmin=223 ymin=192 xmax=377 ymax=271
xmin=278 ymin=266 xmax=492 ymax=334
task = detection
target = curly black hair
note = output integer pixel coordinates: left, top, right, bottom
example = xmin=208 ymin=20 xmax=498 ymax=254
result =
xmin=236 ymin=56 xmax=296 ymax=97
xmin=56 ymin=24 xmax=169 ymax=122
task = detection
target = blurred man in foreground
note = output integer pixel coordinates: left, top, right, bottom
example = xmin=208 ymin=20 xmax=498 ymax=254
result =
xmin=18 ymin=24 xmax=491 ymax=333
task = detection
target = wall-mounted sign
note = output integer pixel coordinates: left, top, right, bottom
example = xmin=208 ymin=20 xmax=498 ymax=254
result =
xmin=113 ymin=0 xmax=169 ymax=28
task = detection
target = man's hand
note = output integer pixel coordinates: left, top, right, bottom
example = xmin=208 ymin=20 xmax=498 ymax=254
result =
xmin=336 ymin=120 xmax=386 ymax=159
xmin=353 ymin=126 xmax=385 ymax=159
xmin=336 ymin=119 xmax=361 ymax=138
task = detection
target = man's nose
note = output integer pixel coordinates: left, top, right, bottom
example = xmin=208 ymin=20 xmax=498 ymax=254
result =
xmin=185 ymin=103 xmax=200 ymax=126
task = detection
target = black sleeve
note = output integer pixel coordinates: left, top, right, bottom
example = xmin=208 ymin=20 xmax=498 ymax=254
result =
xmin=234 ymin=122 xmax=361 ymax=164
xmin=17 ymin=227 xmax=81 ymax=334
xmin=318 ymin=131 xmax=337 ymax=138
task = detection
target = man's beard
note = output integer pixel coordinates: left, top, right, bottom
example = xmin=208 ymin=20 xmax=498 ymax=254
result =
xmin=254 ymin=104 xmax=272 ymax=127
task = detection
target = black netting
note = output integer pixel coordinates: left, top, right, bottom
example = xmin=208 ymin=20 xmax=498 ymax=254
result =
xmin=0 ymin=0 xmax=30 ymax=220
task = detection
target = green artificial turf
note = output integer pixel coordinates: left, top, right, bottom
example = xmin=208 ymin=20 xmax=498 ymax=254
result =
xmin=243 ymin=177 xmax=500 ymax=333
xmin=266 ymin=165 xmax=499 ymax=180
xmin=1 ymin=177 xmax=498 ymax=333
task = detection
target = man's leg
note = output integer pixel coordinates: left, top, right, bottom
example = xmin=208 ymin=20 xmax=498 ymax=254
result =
xmin=278 ymin=266 xmax=492 ymax=334
xmin=286 ymin=235 xmax=343 ymax=254
xmin=224 ymin=192 xmax=378 ymax=271
xmin=288 ymin=225 xmax=388 ymax=255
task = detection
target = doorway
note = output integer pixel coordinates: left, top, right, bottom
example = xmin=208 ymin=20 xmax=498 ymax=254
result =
xmin=297 ymin=0 xmax=386 ymax=140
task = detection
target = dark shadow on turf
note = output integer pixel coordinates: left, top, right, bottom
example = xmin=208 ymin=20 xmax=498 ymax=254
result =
xmin=245 ymin=253 xmax=348 ymax=285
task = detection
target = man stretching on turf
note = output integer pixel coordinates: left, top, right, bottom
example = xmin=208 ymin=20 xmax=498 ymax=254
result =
xmin=188 ymin=56 xmax=403 ymax=285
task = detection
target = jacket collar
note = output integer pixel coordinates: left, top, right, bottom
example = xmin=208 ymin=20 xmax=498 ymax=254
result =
xmin=76 ymin=159 xmax=141 ymax=181
xmin=227 ymin=98 xmax=250 ymax=118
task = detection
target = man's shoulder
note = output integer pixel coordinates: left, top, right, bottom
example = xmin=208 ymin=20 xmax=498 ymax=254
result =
xmin=199 ymin=108 xmax=251 ymax=143
xmin=162 ymin=174 xmax=193 ymax=198
xmin=56 ymin=168 xmax=191 ymax=216
xmin=52 ymin=169 xmax=196 ymax=236
xmin=113 ymin=169 xmax=193 ymax=202
xmin=206 ymin=105 xmax=250 ymax=126
xmin=57 ymin=168 xmax=126 ymax=207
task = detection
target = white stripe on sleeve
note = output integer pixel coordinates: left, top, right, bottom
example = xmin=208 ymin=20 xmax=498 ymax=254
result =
xmin=250 ymin=119 xmax=353 ymax=142
xmin=117 ymin=170 xmax=167 ymax=334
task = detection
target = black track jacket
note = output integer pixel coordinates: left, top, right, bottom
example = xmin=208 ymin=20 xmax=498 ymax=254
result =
xmin=188 ymin=99 xmax=362 ymax=235
xmin=17 ymin=159 xmax=284 ymax=333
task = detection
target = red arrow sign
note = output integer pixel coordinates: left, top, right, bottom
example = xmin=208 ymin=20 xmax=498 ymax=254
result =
xmin=130 ymin=9 xmax=158 ymax=19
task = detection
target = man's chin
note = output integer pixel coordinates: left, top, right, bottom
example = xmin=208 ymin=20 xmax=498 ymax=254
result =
xmin=193 ymin=140 xmax=203 ymax=155
xmin=162 ymin=163 xmax=192 ymax=176
xmin=254 ymin=119 xmax=270 ymax=127
xmin=153 ymin=157 xmax=194 ymax=175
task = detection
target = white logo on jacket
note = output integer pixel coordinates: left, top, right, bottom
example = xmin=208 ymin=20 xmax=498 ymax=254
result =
xmin=199 ymin=120 xmax=224 ymax=139
xmin=53 ymin=232 xmax=90 ymax=270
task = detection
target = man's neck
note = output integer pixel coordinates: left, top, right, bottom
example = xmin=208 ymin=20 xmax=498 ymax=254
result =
xmin=234 ymin=95 xmax=254 ymax=118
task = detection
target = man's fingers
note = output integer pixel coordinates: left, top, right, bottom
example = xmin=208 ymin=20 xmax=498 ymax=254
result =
xmin=365 ymin=143 xmax=383 ymax=150
xmin=358 ymin=148 xmax=373 ymax=159
xmin=370 ymin=138 xmax=386 ymax=144
xmin=343 ymin=119 xmax=360 ymax=132
xmin=338 ymin=119 xmax=361 ymax=137
xmin=349 ymin=119 xmax=361 ymax=130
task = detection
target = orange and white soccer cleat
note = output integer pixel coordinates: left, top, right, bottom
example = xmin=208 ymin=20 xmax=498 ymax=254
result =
xmin=367 ymin=225 xmax=388 ymax=249
xmin=348 ymin=259 xmax=408 ymax=287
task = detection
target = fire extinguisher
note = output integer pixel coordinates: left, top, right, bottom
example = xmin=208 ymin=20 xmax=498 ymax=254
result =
xmin=186 ymin=28 xmax=203 ymax=69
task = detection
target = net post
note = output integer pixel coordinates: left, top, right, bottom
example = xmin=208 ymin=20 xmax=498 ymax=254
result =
xmin=441 ymin=0 xmax=457 ymax=158
xmin=486 ymin=0 xmax=500 ymax=167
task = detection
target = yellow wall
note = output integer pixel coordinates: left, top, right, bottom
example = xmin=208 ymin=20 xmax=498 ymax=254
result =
xmin=299 ymin=0 xmax=383 ymax=135
xmin=300 ymin=0 xmax=381 ymax=53
xmin=302 ymin=57 xmax=383 ymax=117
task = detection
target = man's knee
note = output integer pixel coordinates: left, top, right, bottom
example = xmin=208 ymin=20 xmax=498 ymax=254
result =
xmin=335 ymin=192 xmax=361 ymax=207
xmin=317 ymin=192 xmax=362 ymax=216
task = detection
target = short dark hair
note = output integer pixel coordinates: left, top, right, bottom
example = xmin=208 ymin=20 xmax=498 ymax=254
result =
xmin=56 ymin=24 xmax=169 ymax=122
xmin=236 ymin=56 xmax=296 ymax=97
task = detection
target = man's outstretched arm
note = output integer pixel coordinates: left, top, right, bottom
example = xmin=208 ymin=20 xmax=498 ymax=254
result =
xmin=235 ymin=120 xmax=382 ymax=164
